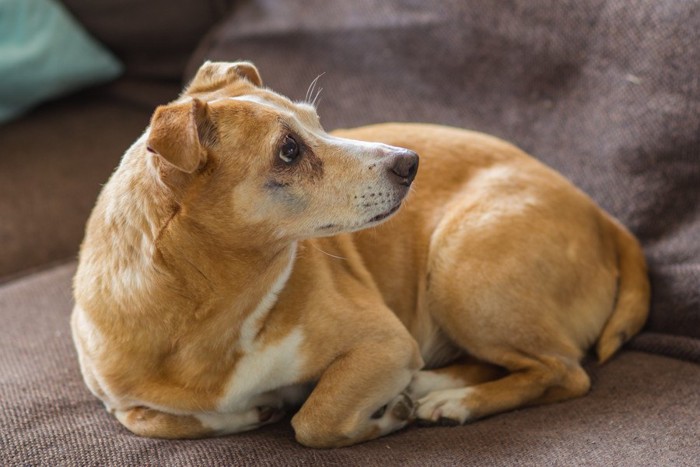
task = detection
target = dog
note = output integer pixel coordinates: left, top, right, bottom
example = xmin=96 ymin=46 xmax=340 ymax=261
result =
xmin=71 ymin=61 xmax=650 ymax=448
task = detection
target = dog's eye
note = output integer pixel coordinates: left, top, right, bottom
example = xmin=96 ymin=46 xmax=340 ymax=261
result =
xmin=279 ymin=135 xmax=300 ymax=163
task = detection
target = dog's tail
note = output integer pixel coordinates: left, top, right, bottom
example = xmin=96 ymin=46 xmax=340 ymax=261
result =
xmin=595 ymin=215 xmax=650 ymax=364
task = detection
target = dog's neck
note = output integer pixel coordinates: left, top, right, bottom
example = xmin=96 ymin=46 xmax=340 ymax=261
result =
xmin=82 ymin=140 xmax=298 ymax=343
xmin=77 ymin=141 xmax=176 ymax=310
xmin=156 ymin=211 xmax=297 ymax=315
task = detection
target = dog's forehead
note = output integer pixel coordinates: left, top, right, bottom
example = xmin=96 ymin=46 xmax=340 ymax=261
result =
xmin=227 ymin=94 xmax=280 ymax=110
xmin=212 ymin=93 xmax=319 ymax=129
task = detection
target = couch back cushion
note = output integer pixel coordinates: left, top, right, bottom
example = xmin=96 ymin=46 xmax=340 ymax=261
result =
xmin=61 ymin=0 xmax=235 ymax=79
xmin=187 ymin=0 xmax=700 ymax=341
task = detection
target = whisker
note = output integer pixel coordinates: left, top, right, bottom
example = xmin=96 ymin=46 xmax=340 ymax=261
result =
xmin=403 ymin=186 xmax=417 ymax=207
xmin=312 ymin=88 xmax=324 ymax=108
xmin=305 ymin=73 xmax=326 ymax=106
xmin=311 ymin=243 xmax=346 ymax=260
xmin=305 ymin=79 xmax=314 ymax=103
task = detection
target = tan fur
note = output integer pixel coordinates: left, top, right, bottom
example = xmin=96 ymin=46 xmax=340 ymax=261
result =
xmin=72 ymin=61 xmax=649 ymax=448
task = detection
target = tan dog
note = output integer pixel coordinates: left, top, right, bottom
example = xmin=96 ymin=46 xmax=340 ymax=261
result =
xmin=72 ymin=61 xmax=649 ymax=448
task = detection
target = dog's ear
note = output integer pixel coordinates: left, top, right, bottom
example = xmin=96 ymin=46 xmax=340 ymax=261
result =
xmin=146 ymin=98 xmax=214 ymax=173
xmin=186 ymin=60 xmax=263 ymax=93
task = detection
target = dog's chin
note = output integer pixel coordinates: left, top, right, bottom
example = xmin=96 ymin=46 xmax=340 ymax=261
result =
xmin=352 ymin=201 xmax=404 ymax=232
xmin=367 ymin=202 xmax=402 ymax=224
xmin=308 ymin=202 xmax=401 ymax=238
xmin=311 ymin=202 xmax=404 ymax=237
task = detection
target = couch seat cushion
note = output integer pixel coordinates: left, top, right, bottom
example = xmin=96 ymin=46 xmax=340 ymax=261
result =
xmin=1 ymin=263 xmax=699 ymax=465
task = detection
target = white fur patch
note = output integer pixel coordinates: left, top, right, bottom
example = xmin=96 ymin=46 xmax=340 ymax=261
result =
xmin=218 ymin=327 xmax=306 ymax=413
xmin=409 ymin=371 xmax=465 ymax=400
xmin=214 ymin=242 xmax=301 ymax=414
xmin=195 ymin=408 xmax=262 ymax=434
xmin=239 ymin=242 xmax=297 ymax=351
xmin=416 ymin=387 xmax=473 ymax=424
xmin=227 ymin=94 xmax=279 ymax=110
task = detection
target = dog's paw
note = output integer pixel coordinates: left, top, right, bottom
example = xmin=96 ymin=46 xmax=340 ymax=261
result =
xmin=415 ymin=388 xmax=472 ymax=426
xmin=391 ymin=392 xmax=415 ymax=421
xmin=370 ymin=392 xmax=415 ymax=436
xmin=372 ymin=392 xmax=414 ymax=420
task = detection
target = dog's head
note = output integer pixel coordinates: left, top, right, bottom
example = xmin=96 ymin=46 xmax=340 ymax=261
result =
xmin=145 ymin=61 xmax=418 ymax=242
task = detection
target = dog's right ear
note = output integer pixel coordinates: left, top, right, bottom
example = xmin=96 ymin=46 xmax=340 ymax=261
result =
xmin=146 ymin=98 xmax=214 ymax=173
xmin=185 ymin=60 xmax=263 ymax=94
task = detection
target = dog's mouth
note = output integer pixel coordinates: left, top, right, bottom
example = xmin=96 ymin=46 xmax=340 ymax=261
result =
xmin=369 ymin=202 xmax=402 ymax=223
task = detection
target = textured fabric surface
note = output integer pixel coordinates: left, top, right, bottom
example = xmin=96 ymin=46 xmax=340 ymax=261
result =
xmin=1 ymin=263 xmax=698 ymax=466
xmin=188 ymin=0 xmax=700 ymax=342
xmin=3 ymin=1 xmax=700 ymax=465
xmin=61 ymin=0 xmax=235 ymax=79
xmin=0 ymin=86 xmax=177 ymax=282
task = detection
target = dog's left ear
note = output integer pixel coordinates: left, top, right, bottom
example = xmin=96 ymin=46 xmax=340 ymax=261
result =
xmin=186 ymin=61 xmax=263 ymax=94
xmin=147 ymin=98 xmax=214 ymax=173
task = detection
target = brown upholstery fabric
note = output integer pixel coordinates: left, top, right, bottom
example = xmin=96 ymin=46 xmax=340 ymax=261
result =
xmin=60 ymin=0 xmax=236 ymax=79
xmin=1 ymin=264 xmax=699 ymax=465
xmin=0 ymin=86 xmax=178 ymax=282
xmin=188 ymin=0 xmax=700 ymax=343
xmin=1 ymin=1 xmax=699 ymax=465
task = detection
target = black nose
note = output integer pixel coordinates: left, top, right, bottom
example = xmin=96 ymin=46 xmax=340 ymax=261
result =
xmin=388 ymin=150 xmax=419 ymax=186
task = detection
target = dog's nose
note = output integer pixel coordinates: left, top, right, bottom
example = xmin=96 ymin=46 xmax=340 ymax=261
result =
xmin=388 ymin=150 xmax=419 ymax=186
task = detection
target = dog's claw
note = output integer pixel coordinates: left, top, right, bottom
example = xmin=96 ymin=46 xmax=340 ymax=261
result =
xmin=372 ymin=392 xmax=414 ymax=421
xmin=391 ymin=392 xmax=414 ymax=421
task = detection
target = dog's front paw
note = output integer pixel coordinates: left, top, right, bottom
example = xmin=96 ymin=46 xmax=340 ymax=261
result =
xmin=372 ymin=391 xmax=414 ymax=421
xmin=391 ymin=391 xmax=415 ymax=421
xmin=369 ymin=392 xmax=415 ymax=436
xmin=415 ymin=388 xmax=473 ymax=426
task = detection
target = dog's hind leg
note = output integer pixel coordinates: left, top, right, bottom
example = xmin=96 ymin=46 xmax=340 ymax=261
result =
xmin=413 ymin=354 xmax=590 ymax=425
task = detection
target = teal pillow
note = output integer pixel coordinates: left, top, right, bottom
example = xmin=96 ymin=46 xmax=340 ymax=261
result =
xmin=0 ymin=0 xmax=123 ymax=123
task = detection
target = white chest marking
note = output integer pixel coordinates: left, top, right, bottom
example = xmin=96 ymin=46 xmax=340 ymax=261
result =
xmin=218 ymin=327 xmax=305 ymax=412
xmin=239 ymin=242 xmax=297 ymax=352
xmin=218 ymin=242 xmax=302 ymax=412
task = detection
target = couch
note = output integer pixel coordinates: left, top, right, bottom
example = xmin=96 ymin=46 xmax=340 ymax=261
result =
xmin=2 ymin=1 xmax=698 ymax=465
